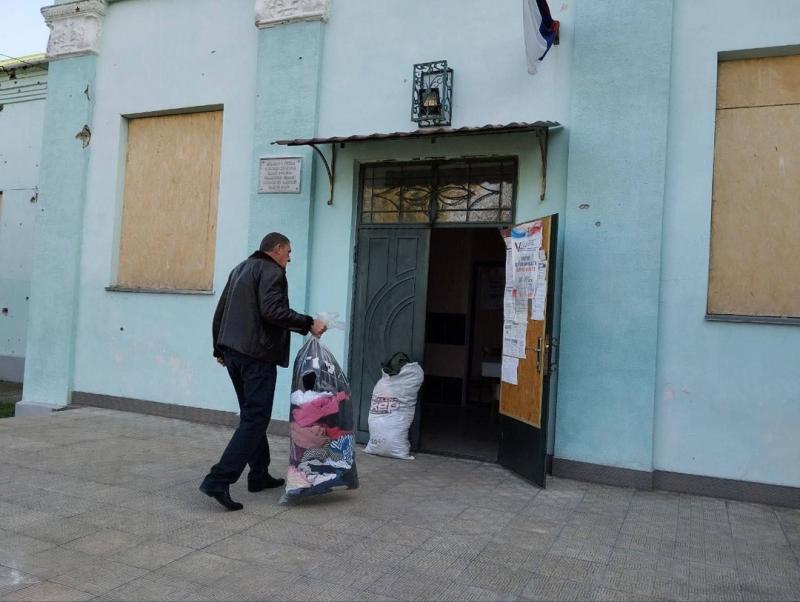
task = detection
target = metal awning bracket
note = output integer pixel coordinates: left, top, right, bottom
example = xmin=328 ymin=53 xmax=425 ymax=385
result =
xmin=536 ymin=127 xmax=549 ymax=201
xmin=308 ymin=143 xmax=336 ymax=205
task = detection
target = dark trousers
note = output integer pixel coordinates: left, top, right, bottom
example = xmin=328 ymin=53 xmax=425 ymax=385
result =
xmin=201 ymin=348 xmax=277 ymax=492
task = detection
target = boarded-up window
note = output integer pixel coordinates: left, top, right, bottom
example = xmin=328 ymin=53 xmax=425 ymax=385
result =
xmin=117 ymin=110 xmax=223 ymax=291
xmin=708 ymin=55 xmax=800 ymax=320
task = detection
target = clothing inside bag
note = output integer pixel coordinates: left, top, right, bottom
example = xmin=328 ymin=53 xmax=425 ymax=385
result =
xmin=281 ymin=338 xmax=358 ymax=503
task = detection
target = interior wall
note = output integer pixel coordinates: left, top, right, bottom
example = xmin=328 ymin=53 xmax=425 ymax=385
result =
xmin=424 ymin=229 xmax=507 ymax=389
xmin=425 ymin=230 xmax=471 ymax=380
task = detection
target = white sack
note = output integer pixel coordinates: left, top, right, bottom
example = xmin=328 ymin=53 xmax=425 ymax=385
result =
xmin=364 ymin=362 xmax=424 ymax=460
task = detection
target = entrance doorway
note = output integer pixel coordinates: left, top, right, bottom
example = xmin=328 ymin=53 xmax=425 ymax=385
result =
xmin=420 ymin=228 xmax=506 ymax=461
xmin=348 ymin=156 xmax=558 ymax=486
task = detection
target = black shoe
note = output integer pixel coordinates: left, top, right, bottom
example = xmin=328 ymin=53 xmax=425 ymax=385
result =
xmin=199 ymin=485 xmax=243 ymax=511
xmin=248 ymin=474 xmax=285 ymax=492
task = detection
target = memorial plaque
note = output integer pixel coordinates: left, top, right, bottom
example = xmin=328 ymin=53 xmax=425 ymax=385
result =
xmin=258 ymin=157 xmax=302 ymax=193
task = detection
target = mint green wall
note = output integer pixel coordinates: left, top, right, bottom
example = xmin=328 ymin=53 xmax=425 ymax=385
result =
xmin=0 ymin=76 xmax=46 ymax=381
xmin=654 ymin=0 xmax=800 ymax=487
xmin=248 ymin=20 xmax=325 ymax=419
xmin=554 ymin=0 xmax=673 ymax=472
xmin=22 ymin=55 xmax=96 ymax=406
xmin=70 ymin=0 xmax=257 ymax=410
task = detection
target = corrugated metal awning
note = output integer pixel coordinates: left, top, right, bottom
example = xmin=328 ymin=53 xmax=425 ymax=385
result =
xmin=272 ymin=121 xmax=560 ymax=205
xmin=273 ymin=121 xmax=560 ymax=146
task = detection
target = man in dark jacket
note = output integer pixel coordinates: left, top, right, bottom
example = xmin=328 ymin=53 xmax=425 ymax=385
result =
xmin=200 ymin=232 xmax=326 ymax=511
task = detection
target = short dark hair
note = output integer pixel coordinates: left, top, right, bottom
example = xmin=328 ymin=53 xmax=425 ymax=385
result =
xmin=259 ymin=232 xmax=290 ymax=252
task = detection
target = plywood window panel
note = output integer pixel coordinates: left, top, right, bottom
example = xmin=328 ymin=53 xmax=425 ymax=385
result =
xmin=708 ymin=56 xmax=800 ymax=320
xmin=117 ymin=110 xmax=223 ymax=291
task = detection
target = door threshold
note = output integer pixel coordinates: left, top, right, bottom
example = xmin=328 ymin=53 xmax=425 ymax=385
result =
xmin=417 ymin=447 xmax=499 ymax=463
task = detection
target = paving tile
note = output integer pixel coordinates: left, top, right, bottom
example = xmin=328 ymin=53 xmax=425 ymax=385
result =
xmin=396 ymin=549 xmax=471 ymax=579
xmin=593 ymin=587 xmax=663 ymax=601
xmin=420 ymin=532 xmax=489 ymax=560
xmin=101 ymin=573 xmax=207 ymax=601
xmin=547 ymin=556 xmax=608 ymax=585
xmin=49 ymin=556 xmax=147 ymax=595
xmin=340 ymin=538 xmax=416 ymax=565
xmin=521 ymin=574 xmax=599 ymax=601
xmin=688 ymin=583 xmax=744 ymax=602
xmin=433 ymin=581 xmax=517 ymax=601
xmin=735 ymin=546 xmax=800 ymax=577
xmin=1 ymin=581 xmax=94 ymax=602
xmin=110 ymin=541 xmax=194 ymax=570
xmin=458 ymin=558 xmax=535 ymax=595
xmin=232 ymin=517 xmax=320 ymax=548
xmin=208 ymin=534 xmax=337 ymax=573
xmin=652 ymin=575 xmax=691 ymax=601
xmin=739 ymin=572 xmax=800 ymax=602
xmin=0 ymin=533 xmax=55 ymax=557
xmin=62 ymin=528 xmax=141 ymax=556
xmin=549 ymin=538 xmax=614 ymax=564
xmin=0 ymin=548 xmax=93 ymax=580
xmin=368 ymin=568 xmax=455 ymax=601
xmin=19 ymin=518 xmax=99 ymax=546
xmin=2 ymin=491 xmax=97 ymax=520
xmin=475 ymin=541 xmax=540 ymax=570
xmin=298 ymin=557 xmax=389 ymax=590
xmin=153 ymin=551 xmax=250 ymax=587
xmin=197 ymin=564 xmax=300 ymax=601
xmin=0 ymin=502 xmax=53 ymax=534
xmin=602 ymin=565 xmax=657 ymax=597
xmin=155 ymin=522 xmax=241 ymax=549
xmin=368 ymin=521 xmax=433 ymax=548
xmin=316 ymin=513 xmax=385 ymax=537
xmin=279 ymin=576 xmax=366 ymax=601
xmin=0 ymin=566 xmax=41 ymax=599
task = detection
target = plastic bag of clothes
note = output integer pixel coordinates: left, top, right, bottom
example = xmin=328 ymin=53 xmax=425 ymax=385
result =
xmin=281 ymin=336 xmax=358 ymax=503
xmin=364 ymin=353 xmax=424 ymax=460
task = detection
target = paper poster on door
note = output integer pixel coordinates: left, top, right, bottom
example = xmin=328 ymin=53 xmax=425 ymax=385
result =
xmin=503 ymin=220 xmax=544 ymax=319
xmin=503 ymin=320 xmax=527 ymax=359
xmin=501 ymin=356 xmax=519 ymax=385
xmin=532 ymin=259 xmax=548 ymax=321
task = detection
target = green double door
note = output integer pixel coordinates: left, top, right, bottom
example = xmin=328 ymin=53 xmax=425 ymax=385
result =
xmin=349 ymin=219 xmax=558 ymax=488
xmin=350 ymin=228 xmax=430 ymax=448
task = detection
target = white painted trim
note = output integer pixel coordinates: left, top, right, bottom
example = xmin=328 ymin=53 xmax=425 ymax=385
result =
xmin=254 ymin=0 xmax=330 ymax=29
xmin=41 ymin=0 xmax=107 ymax=60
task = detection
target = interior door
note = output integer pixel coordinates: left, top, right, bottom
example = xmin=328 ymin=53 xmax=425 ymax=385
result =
xmin=349 ymin=227 xmax=430 ymax=447
xmin=498 ymin=214 xmax=558 ymax=487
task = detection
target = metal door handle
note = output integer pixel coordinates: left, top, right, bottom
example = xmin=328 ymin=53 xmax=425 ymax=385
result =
xmin=533 ymin=336 xmax=543 ymax=374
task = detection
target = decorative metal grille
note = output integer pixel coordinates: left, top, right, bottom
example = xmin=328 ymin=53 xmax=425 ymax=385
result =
xmin=411 ymin=61 xmax=453 ymax=127
xmin=361 ymin=159 xmax=516 ymax=225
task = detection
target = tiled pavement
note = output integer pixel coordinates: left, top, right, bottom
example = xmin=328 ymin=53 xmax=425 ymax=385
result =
xmin=1 ymin=408 xmax=799 ymax=601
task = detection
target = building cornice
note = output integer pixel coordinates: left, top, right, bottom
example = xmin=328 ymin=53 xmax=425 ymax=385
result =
xmin=255 ymin=0 xmax=330 ymax=29
xmin=41 ymin=0 xmax=107 ymax=60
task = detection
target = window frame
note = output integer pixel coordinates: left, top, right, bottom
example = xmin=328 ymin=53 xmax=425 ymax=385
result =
xmin=357 ymin=157 xmax=519 ymax=229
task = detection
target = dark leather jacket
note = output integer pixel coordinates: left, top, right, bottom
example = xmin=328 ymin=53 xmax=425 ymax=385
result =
xmin=212 ymin=252 xmax=313 ymax=367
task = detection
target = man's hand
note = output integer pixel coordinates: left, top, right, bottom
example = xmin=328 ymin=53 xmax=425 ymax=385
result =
xmin=310 ymin=319 xmax=328 ymax=338
xmin=215 ymin=355 xmax=225 ymax=366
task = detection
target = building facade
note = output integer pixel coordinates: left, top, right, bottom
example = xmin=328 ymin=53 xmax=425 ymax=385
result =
xmin=0 ymin=54 xmax=48 ymax=383
xmin=17 ymin=0 xmax=800 ymax=505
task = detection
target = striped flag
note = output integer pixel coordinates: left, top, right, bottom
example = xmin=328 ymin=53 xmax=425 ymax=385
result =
xmin=523 ymin=0 xmax=560 ymax=74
